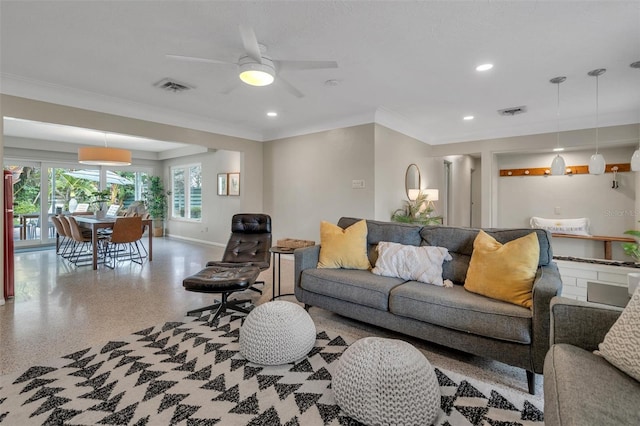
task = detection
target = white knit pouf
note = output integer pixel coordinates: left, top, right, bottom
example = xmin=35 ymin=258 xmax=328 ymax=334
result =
xmin=333 ymin=337 xmax=441 ymax=426
xmin=239 ymin=301 xmax=316 ymax=365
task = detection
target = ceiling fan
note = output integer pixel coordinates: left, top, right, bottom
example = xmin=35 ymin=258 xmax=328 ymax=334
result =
xmin=166 ymin=25 xmax=338 ymax=98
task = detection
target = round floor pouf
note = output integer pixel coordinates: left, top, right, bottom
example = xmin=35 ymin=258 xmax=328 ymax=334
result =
xmin=239 ymin=301 xmax=316 ymax=365
xmin=333 ymin=337 xmax=441 ymax=426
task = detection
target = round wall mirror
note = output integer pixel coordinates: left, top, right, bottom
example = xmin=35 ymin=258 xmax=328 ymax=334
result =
xmin=405 ymin=163 xmax=421 ymax=200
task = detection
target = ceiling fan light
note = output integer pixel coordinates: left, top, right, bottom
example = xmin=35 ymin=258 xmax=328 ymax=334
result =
xmin=78 ymin=146 xmax=132 ymax=166
xmin=239 ymin=61 xmax=275 ymax=86
xmin=588 ymin=153 xmax=606 ymax=175
xmin=550 ymin=154 xmax=566 ymax=176
xmin=631 ymin=149 xmax=640 ymax=172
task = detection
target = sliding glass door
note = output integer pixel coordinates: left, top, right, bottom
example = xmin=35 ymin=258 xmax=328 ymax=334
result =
xmin=4 ymin=159 xmax=152 ymax=248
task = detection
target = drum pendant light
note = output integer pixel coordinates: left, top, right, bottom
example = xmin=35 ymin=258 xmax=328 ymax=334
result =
xmin=78 ymin=133 xmax=131 ymax=166
xmin=550 ymin=76 xmax=567 ymax=176
xmin=588 ymin=69 xmax=606 ymax=175
xmin=630 ymin=61 xmax=640 ymax=171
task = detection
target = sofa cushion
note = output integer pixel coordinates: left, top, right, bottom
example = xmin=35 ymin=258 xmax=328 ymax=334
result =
xmin=597 ymin=286 xmax=640 ymax=382
xmin=464 ymin=230 xmax=539 ymax=309
xmin=338 ymin=217 xmax=422 ymax=266
xmin=544 ymin=344 xmax=640 ymax=426
xmin=318 ymin=220 xmax=371 ymax=270
xmin=420 ymin=226 xmax=553 ymax=283
xmin=301 ymin=268 xmax=405 ymax=311
xmin=372 ymin=241 xmax=452 ymax=287
xmin=389 ymin=282 xmax=532 ymax=343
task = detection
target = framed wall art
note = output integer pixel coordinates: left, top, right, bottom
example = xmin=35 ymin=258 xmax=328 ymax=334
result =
xmin=228 ymin=172 xmax=240 ymax=196
xmin=217 ymin=173 xmax=228 ymax=196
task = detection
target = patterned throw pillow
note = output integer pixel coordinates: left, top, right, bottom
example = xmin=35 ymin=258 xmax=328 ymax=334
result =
xmin=597 ymin=287 xmax=640 ymax=382
xmin=372 ymin=241 xmax=453 ymax=287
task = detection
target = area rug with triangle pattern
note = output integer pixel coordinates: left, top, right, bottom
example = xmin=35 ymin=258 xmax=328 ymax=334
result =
xmin=0 ymin=308 xmax=544 ymax=425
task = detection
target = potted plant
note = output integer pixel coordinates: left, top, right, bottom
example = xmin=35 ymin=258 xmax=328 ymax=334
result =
xmin=143 ymin=176 xmax=170 ymax=237
xmin=91 ymin=189 xmax=112 ymax=219
xmin=622 ymin=227 xmax=640 ymax=295
xmin=391 ymin=191 xmax=442 ymax=225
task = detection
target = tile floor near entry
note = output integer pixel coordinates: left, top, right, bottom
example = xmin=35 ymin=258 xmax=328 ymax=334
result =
xmin=1 ymin=237 xmax=544 ymax=400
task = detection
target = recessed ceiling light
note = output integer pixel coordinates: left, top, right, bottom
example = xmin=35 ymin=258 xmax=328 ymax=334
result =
xmin=476 ymin=63 xmax=493 ymax=72
xmin=553 ymin=147 xmax=565 ymax=152
xmin=267 ymin=111 xmax=278 ymax=117
xmin=463 ymin=115 xmax=474 ymax=121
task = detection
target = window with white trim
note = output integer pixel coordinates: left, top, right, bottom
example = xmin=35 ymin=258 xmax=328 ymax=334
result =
xmin=171 ymin=164 xmax=202 ymax=220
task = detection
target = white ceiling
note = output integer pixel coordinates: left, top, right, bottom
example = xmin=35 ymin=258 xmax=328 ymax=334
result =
xmin=1 ymin=1 xmax=639 ymax=149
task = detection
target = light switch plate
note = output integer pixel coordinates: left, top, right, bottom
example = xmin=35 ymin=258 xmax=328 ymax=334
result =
xmin=352 ymin=179 xmax=365 ymax=189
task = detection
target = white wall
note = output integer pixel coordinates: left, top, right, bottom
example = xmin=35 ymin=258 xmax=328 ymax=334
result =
xmin=263 ymin=125 xmax=375 ymax=243
xmin=471 ymin=157 xmax=482 ymax=227
xmin=443 ymin=154 xmax=475 ymax=227
xmin=164 ymin=150 xmax=241 ymax=245
xmin=432 ymin=124 xmax=640 ymax=227
xmin=373 ymin=124 xmax=440 ymax=221
xmin=497 ymin=146 xmax=636 ymax=260
xmin=1 ymin=115 xmax=4 ymax=304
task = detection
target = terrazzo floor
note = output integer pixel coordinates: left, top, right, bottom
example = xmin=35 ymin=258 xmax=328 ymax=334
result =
xmin=1 ymin=237 xmax=543 ymax=404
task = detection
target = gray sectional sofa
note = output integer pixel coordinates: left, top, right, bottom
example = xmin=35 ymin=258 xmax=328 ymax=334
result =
xmin=544 ymin=297 xmax=640 ymax=425
xmin=294 ymin=217 xmax=563 ymax=394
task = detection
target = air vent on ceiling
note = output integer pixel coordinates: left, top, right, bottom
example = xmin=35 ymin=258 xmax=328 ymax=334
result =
xmin=498 ymin=106 xmax=527 ymax=116
xmin=153 ymin=78 xmax=193 ymax=93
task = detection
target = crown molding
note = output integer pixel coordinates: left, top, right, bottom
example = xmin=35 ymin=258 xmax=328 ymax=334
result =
xmin=0 ymin=73 xmax=263 ymax=142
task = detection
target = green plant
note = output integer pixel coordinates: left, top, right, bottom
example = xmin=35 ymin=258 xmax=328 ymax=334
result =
xmin=143 ymin=176 xmax=171 ymax=220
xmin=623 ymin=227 xmax=640 ymax=262
xmin=91 ymin=189 xmax=112 ymax=211
xmin=391 ymin=191 xmax=442 ymax=226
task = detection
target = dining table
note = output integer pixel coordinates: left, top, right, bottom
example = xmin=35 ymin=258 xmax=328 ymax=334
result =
xmin=74 ymin=216 xmax=153 ymax=270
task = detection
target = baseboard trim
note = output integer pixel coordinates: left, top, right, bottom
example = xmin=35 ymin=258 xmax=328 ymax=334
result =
xmin=164 ymin=234 xmax=226 ymax=248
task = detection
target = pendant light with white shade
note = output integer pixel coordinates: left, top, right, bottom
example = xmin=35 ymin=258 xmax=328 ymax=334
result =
xmin=550 ymin=76 xmax=567 ymax=175
xmin=630 ymin=61 xmax=640 ymax=171
xmin=588 ymin=68 xmax=606 ymax=175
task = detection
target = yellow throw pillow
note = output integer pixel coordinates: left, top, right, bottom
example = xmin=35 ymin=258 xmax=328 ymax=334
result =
xmin=318 ymin=220 xmax=371 ymax=269
xmin=464 ymin=230 xmax=539 ymax=309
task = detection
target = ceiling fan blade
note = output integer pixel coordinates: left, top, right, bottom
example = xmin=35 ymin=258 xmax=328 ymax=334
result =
xmin=274 ymin=60 xmax=338 ymax=71
xmin=166 ymin=54 xmax=234 ymax=65
xmin=238 ymin=24 xmax=263 ymax=63
xmin=278 ymin=76 xmax=304 ymax=98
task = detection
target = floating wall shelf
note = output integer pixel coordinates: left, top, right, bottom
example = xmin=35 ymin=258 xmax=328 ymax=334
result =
xmin=499 ymin=163 xmax=631 ymax=177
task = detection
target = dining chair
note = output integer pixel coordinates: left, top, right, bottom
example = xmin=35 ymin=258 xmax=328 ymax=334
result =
xmin=74 ymin=203 xmax=89 ymax=213
xmin=103 ymin=216 xmax=144 ymax=268
xmin=51 ymin=215 xmax=72 ymax=257
xmin=64 ymin=215 xmax=98 ymax=266
xmin=106 ymin=204 xmax=120 ymax=217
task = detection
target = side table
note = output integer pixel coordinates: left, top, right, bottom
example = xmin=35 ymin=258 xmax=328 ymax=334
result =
xmin=270 ymin=247 xmax=296 ymax=300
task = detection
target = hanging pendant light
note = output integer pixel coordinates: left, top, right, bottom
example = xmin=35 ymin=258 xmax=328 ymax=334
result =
xmin=550 ymin=76 xmax=567 ymax=176
xmin=588 ymin=68 xmax=606 ymax=175
xmin=78 ymin=133 xmax=132 ymax=166
xmin=630 ymin=61 xmax=640 ymax=171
